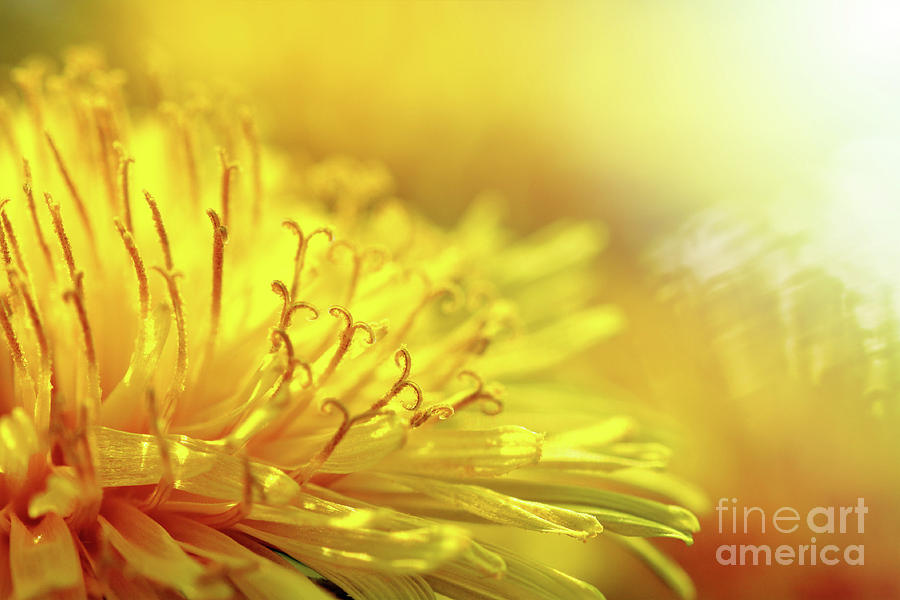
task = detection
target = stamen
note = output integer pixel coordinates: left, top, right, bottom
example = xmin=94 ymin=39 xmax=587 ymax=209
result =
xmin=0 ymin=295 xmax=26 ymax=372
xmin=9 ymin=272 xmax=48 ymax=365
xmin=370 ymin=347 xmax=424 ymax=412
xmin=1 ymin=207 xmax=29 ymax=280
xmin=269 ymin=329 xmax=313 ymax=388
xmin=239 ymin=108 xmax=262 ymax=224
xmin=271 ymin=280 xmax=318 ymax=328
xmin=292 ymin=400 xmax=386 ymax=483
xmin=151 ymin=267 xmax=188 ymax=422
xmin=429 ymin=319 xmax=493 ymax=388
xmin=143 ymin=194 xmax=188 ymax=414
xmin=290 ymin=399 xmax=346 ymax=482
xmin=269 ymin=328 xmax=294 ymax=364
xmin=62 ymin=284 xmax=100 ymax=416
xmin=282 ymin=221 xmax=333 ymax=299
xmin=93 ymin=101 xmax=117 ymax=210
xmin=451 ymin=370 xmax=504 ymax=416
xmin=48 ymin=404 xmax=97 ymax=486
xmin=114 ymin=219 xmax=150 ymax=320
xmin=393 ymin=282 xmax=462 ymax=345
xmin=144 ymin=190 xmax=174 ymax=271
xmin=318 ymin=306 xmax=376 ymax=385
xmin=0 ymin=199 xmax=11 ymax=268
xmin=23 ymin=159 xmax=55 ymax=275
xmin=284 ymin=301 xmax=318 ymax=327
xmin=45 ymin=131 xmax=94 ymax=239
xmin=207 ymin=209 xmax=228 ymax=352
xmin=410 ymin=404 xmax=455 ymax=428
xmin=139 ymin=388 xmax=174 ymax=512
xmin=222 ymin=329 xmax=312 ymax=450
xmin=44 ymin=192 xmax=82 ymax=295
xmin=218 ymin=149 xmax=238 ymax=227
xmin=113 ymin=143 xmax=135 ymax=232
xmin=201 ymin=453 xmax=264 ymax=529
xmin=327 ymin=241 xmax=388 ymax=305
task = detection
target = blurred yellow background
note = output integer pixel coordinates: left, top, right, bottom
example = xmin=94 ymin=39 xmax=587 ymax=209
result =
xmin=11 ymin=0 xmax=900 ymax=228
xmin=4 ymin=1 xmax=900 ymax=598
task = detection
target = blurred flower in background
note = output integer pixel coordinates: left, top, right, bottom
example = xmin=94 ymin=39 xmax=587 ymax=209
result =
xmin=2 ymin=0 xmax=900 ymax=598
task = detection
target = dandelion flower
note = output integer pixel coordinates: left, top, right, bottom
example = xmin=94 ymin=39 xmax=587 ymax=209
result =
xmin=0 ymin=50 xmax=700 ymax=599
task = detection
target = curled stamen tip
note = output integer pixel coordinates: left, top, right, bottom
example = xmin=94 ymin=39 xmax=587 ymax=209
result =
xmin=433 ymin=406 xmax=455 ymax=420
xmin=295 ymin=361 xmax=314 ymax=388
xmin=313 ymin=227 xmax=334 ymax=242
xmin=327 ymin=239 xmax=354 ymax=260
xmin=270 ymin=328 xmax=295 ymax=359
xmin=282 ymin=220 xmax=302 ymax=236
xmin=271 ymin=280 xmax=289 ymax=298
xmin=481 ymin=398 xmax=505 ymax=416
xmin=394 ymin=346 xmax=412 ymax=375
xmin=353 ymin=322 xmax=376 ymax=344
xmin=328 ymin=305 xmax=352 ymax=325
xmin=410 ymin=404 xmax=454 ymax=428
xmin=400 ymin=381 xmax=424 ymax=411
xmin=287 ymin=302 xmax=319 ymax=322
xmin=458 ymin=370 xmax=484 ymax=390
xmin=362 ymin=247 xmax=389 ymax=270
xmin=320 ymin=398 xmax=350 ymax=421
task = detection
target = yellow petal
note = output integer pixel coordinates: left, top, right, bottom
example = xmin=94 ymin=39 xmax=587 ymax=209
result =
xmin=9 ymin=513 xmax=85 ymax=600
xmin=93 ymin=427 xmax=212 ymax=487
xmin=547 ymin=417 xmax=635 ymax=449
xmin=428 ymin=542 xmax=604 ymax=600
xmin=307 ymin=560 xmax=435 ymax=600
xmin=476 ymin=480 xmax=698 ymax=544
xmin=611 ymin=534 xmax=696 ymax=600
xmin=156 ymin=513 xmax=333 ymax=600
xmin=380 ymin=426 xmax=542 ymax=477
xmin=98 ymin=499 xmax=231 ymax=600
xmin=0 ymin=407 xmax=41 ymax=484
xmin=598 ymin=468 xmax=709 ymax=513
xmin=173 ymin=436 xmax=302 ymax=505
xmin=535 ymin=446 xmax=667 ymax=472
xmin=236 ymin=510 xmax=469 ymax=575
xmin=341 ymin=473 xmax=602 ymax=540
xmin=28 ymin=468 xmax=82 ymax=519
xmin=495 ymin=222 xmax=606 ymax=288
xmin=321 ymin=412 xmax=407 ymax=473
xmin=477 ymin=306 xmax=623 ymax=377
xmin=100 ymin=305 xmax=171 ymax=430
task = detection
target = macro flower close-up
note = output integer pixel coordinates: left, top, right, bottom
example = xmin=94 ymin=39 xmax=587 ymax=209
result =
xmin=5 ymin=2 xmax=900 ymax=599
xmin=0 ymin=49 xmax=700 ymax=599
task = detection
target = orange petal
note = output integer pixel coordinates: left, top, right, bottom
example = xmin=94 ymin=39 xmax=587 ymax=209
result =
xmin=9 ymin=513 xmax=85 ymax=600
xmin=98 ymin=499 xmax=231 ymax=599
xmin=157 ymin=513 xmax=333 ymax=600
